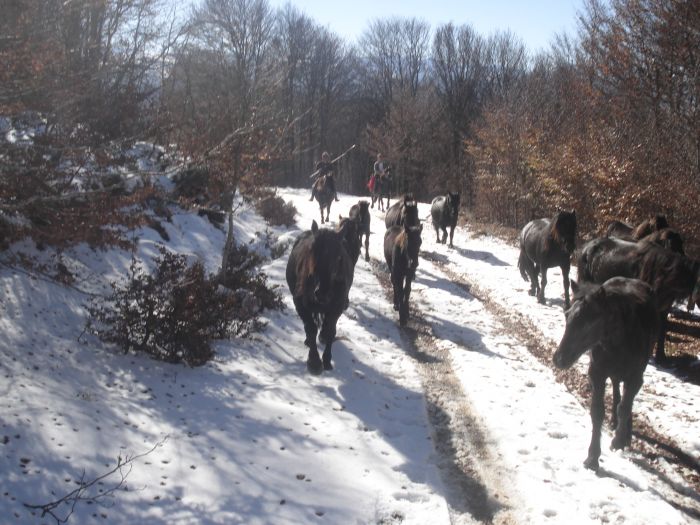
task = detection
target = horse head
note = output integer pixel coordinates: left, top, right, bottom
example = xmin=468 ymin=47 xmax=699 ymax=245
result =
xmin=401 ymin=196 xmax=420 ymax=227
xmin=552 ymin=210 xmax=577 ymax=254
xmin=404 ymin=223 xmax=423 ymax=272
xmin=653 ymin=214 xmax=669 ymax=231
xmin=447 ymin=192 xmax=461 ymax=216
xmin=337 ymin=215 xmax=360 ymax=265
xmin=553 ymin=280 xmax=606 ymax=369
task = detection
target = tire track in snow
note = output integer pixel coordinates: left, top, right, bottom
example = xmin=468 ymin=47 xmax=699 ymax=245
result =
xmin=421 ymin=250 xmax=700 ymax=521
xmin=370 ymin=260 xmax=520 ymax=525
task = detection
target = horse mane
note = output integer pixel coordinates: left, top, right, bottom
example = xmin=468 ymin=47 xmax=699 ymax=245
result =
xmin=295 ymin=241 xmax=316 ymax=296
xmin=396 ymin=229 xmax=408 ymax=251
xmin=546 ymin=211 xmax=576 ymax=252
xmin=549 ymin=220 xmax=561 ymax=248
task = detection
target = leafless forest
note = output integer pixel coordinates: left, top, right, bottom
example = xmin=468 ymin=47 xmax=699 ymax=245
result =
xmin=1 ymin=0 xmax=699 ymax=252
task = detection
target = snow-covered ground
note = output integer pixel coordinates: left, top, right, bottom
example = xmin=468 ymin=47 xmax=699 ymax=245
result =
xmin=0 ymin=185 xmax=697 ymax=524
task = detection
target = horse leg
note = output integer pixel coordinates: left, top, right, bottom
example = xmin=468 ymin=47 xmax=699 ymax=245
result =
xmin=538 ymin=267 xmax=548 ymax=304
xmin=584 ymin=369 xmax=606 ymax=471
xmin=611 ymin=375 xmax=642 ymax=450
xmin=296 ymin=301 xmax=321 ymax=374
xmin=655 ymin=311 xmax=669 ymax=364
xmin=518 ymin=250 xmax=538 ymax=297
xmin=441 ymin=226 xmax=448 ymax=244
xmin=391 ymin=269 xmax=401 ymax=311
xmin=364 ymin=233 xmax=369 ymax=262
xmin=399 ymin=274 xmax=413 ymax=326
xmin=320 ymin=313 xmax=339 ymax=371
xmin=562 ymin=263 xmax=571 ymax=309
xmin=610 ymin=379 xmax=621 ymax=429
xmin=449 ymin=225 xmax=455 ymax=248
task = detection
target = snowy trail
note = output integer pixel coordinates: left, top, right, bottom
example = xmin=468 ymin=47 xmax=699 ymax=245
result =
xmin=281 ymin=187 xmax=697 ymax=524
xmin=0 ymin=186 xmax=697 ymax=524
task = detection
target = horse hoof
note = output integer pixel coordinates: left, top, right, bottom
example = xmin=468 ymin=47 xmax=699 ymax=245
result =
xmin=537 ymin=297 xmax=546 ymax=305
xmin=583 ymin=456 xmax=599 ymax=471
xmin=307 ymin=360 xmax=323 ymax=375
xmin=610 ymin=435 xmax=630 ymax=450
xmin=528 ymin=290 xmax=536 ymax=297
xmin=323 ymin=361 xmax=333 ymax=371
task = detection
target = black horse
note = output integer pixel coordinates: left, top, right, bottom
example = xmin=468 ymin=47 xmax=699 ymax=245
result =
xmin=312 ymin=175 xmax=335 ymax=225
xmin=385 ymin=194 xmax=420 ymax=229
xmin=553 ymin=277 xmax=659 ymax=471
xmin=578 ymin=236 xmax=700 ymax=362
xmin=430 ymin=191 xmax=460 ymax=247
xmin=517 ymin=210 xmax=577 ymax=308
xmin=349 ymin=200 xmax=371 ymax=262
xmin=337 ymin=214 xmax=361 ymax=266
xmin=384 ymin=224 xmax=423 ymax=326
xmin=285 ymin=220 xmax=354 ymax=374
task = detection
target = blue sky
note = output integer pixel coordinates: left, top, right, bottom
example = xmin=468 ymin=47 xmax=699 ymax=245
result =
xmin=268 ymin=0 xmax=587 ymax=53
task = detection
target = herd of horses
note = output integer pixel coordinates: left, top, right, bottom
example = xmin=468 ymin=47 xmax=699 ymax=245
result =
xmin=286 ymin=187 xmax=456 ymax=374
xmin=518 ymin=210 xmax=698 ymax=469
xmin=288 ymin=177 xmax=696 ymax=471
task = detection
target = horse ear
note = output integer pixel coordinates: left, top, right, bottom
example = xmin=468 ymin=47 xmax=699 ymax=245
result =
xmin=570 ymin=279 xmax=579 ymax=294
xmin=311 ymin=220 xmax=319 ymax=235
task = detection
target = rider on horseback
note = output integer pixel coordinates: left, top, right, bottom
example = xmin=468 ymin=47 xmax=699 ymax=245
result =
xmin=309 ymin=151 xmax=339 ymax=202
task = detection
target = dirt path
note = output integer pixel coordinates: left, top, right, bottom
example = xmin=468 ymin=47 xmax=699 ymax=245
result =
xmin=371 ymin=261 xmax=520 ymax=524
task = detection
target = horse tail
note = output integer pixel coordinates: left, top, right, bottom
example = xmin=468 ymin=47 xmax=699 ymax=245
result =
xmin=517 ymin=249 xmax=530 ymax=282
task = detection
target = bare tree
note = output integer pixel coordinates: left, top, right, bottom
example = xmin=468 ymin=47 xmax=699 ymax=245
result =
xmin=359 ymin=17 xmax=430 ymax=114
xmin=432 ymin=23 xmax=488 ymax=204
